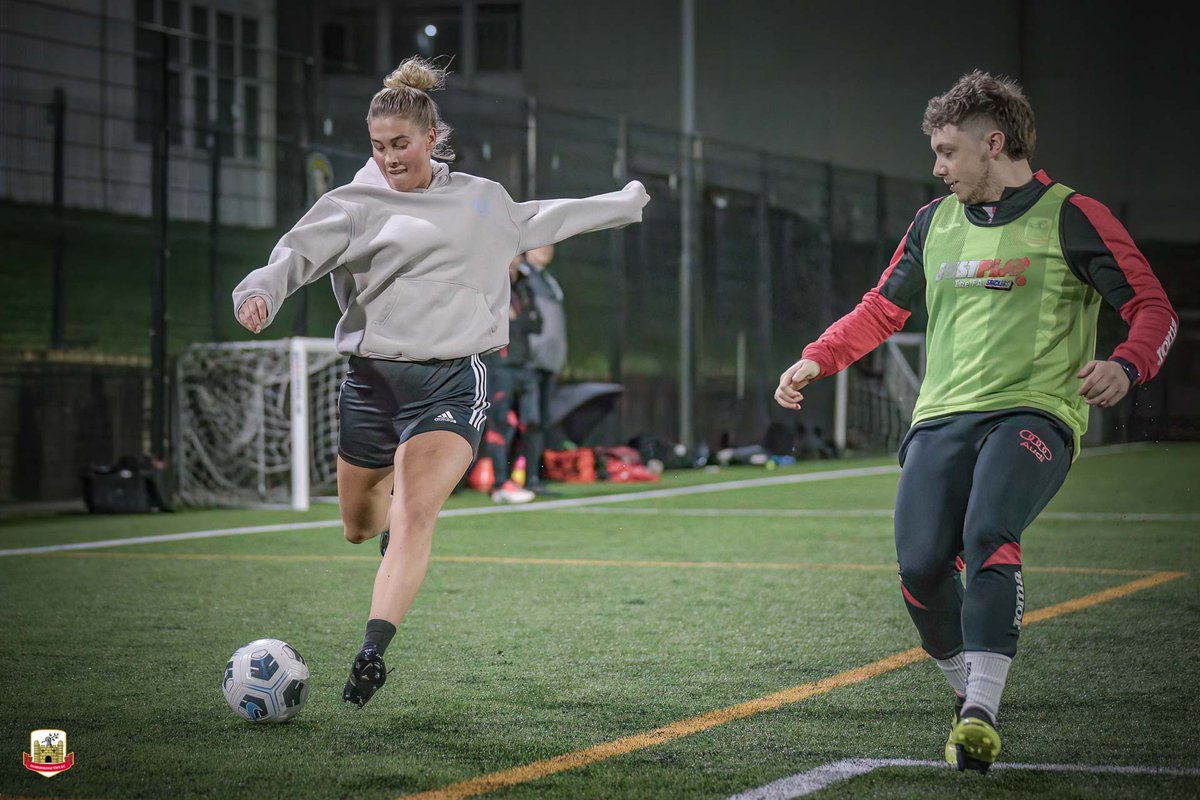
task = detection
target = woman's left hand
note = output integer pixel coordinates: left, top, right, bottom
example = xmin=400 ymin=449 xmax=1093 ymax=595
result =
xmin=624 ymin=180 xmax=651 ymax=208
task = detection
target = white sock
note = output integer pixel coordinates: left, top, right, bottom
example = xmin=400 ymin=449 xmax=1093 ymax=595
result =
xmin=935 ymin=653 xmax=968 ymax=696
xmin=964 ymin=651 xmax=1012 ymax=723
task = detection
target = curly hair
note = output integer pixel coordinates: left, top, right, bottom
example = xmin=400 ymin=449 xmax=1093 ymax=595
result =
xmin=922 ymin=70 xmax=1036 ymax=160
xmin=367 ymin=56 xmax=455 ymax=162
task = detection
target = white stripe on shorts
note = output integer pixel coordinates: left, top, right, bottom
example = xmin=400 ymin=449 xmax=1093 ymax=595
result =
xmin=469 ymin=354 xmax=488 ymax=430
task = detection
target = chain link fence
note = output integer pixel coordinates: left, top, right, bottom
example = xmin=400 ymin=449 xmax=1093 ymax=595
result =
xmin=30 ymin=1 xmax=1162 ymax=504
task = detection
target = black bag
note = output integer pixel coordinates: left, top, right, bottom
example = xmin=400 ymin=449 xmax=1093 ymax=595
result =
xmin=82 ymin=455 xmax=171 ymax=513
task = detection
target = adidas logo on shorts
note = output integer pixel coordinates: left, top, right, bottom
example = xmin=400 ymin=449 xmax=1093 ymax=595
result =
xmin=434 ymin=410 xmax=456 ymax=424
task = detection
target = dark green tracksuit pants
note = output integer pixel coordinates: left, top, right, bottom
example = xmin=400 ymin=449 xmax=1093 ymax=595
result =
xmin=895 ymin=408 xmax=1073 ymax=659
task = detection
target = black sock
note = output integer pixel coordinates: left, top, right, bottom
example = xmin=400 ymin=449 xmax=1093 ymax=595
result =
xmin=960 ymin=703 xmax=995 ymax=727
xmin=363 ymin=618 xmax=397 ymax=656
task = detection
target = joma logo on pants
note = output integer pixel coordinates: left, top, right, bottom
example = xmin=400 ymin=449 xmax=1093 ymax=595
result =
xmin=1013 ymin=569 xmax=1025 ymax=630
xmin=1019 ymin=429 xmax=1052 ymax=462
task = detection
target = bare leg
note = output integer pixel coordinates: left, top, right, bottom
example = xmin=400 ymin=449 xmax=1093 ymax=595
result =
xmin=369 ymin=430 xmax=473 ymax=626
xmin=336 ymin=456 xmax=393 ymax=544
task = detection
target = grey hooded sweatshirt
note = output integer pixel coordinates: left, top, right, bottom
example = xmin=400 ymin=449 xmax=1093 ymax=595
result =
xmin=232 ymin=159 xmax=647 ymax=361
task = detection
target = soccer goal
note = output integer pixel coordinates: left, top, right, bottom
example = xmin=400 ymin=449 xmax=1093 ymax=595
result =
xmin=175 ymin=338 xmax=344 ymax=510
xmin=833 ymin=332 xmax=926 ymax=454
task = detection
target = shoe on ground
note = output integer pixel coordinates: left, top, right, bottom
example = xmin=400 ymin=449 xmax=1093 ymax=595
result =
xmin=342 ymin=646 xmax=387 ymax=709
xmin=379 ymin=530 xmax=390 ymax=557
xmin=949 ymin=710 xmax=1001 ymax=774
xmin=944 ymin=693 xmax=966 ymax=766
xmin=491 ymin=480 xmax=535 ymax=504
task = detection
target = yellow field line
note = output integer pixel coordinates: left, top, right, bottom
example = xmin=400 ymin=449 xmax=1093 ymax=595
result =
xmin=47 ymin=550 xmax=1155 ymax=576
xmin=400 ymin=570 xmax=1187 ymax=800
xmin=1021 ymin=570 xmax=1186 ymax=623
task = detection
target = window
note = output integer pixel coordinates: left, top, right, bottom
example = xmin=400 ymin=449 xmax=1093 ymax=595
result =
xmin=241 ymin=18 xmax=259 ymax=79
xmin=135 ymin=58 xmax=155 ymax=143
xmin=387 ymin=3 xmax=522 ymax=74
xmin=162 ymin=0 xmax=181 ymax=61
xmin=167 ymin=69 xmax=182 ymax=145
xmin=394 ymin=7 xmax=462 ymax=64
xmin=190 ymin=6 xmax=209 ymax=69
xmin=321 ymin=10 xmax=375 ymax=73
xmin=217 ymin=12 xmax=235 ymax=76
xmin=244 ymin=84 xmax=259 ymax=157
xmin=134 ymin=0 xmax=184 ymax=145
xmin=321 ymin=23 xmax=346 ymax=67
xmin=217 ymin=77 xmax=235 ymax=157
xmin=134 ymin=2 xmax=262 ymax=159
xmin=476 ymin=3 xmax=521 ymax=71
xmin=193 ymin=74 xmax=209 ymax=149
xmin=136 ymin=0 xmax=154 ymax=27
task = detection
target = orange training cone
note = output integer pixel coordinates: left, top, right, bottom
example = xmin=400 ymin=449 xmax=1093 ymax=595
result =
xmin=467 ymin=457 xmax=495 ymax=492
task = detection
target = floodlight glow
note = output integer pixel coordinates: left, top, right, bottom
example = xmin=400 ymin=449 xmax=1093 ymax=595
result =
xmin=425 ymin=24 xmax=438 ymax=37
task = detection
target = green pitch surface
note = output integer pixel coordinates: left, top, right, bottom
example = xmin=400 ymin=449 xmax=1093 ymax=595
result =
xmin=1 ymin=444 xmax=1197 ymax=799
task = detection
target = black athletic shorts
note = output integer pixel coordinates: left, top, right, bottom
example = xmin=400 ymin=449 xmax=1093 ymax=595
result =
xmin=338 ymin=354 xmax=489 ymax=469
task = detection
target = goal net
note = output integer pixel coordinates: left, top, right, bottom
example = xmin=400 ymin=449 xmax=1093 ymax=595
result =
xmin=833 ymin=332 xmax=926 ymax=454
xmin=175 ymin=338 xmax=344 ymax=509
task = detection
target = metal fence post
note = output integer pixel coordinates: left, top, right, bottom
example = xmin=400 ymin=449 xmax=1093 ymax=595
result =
xmin=754 ymin=152 xmax=773 ymax=437
xmin=824 ymin=161 xmax=836 ymax=287
xmin=49 ymin=87 xmax=66 ymax=348
xmin=610 ymin=115 xmax=629 ymax=385
xmin=679 ymin=0 xmax=696 ymax=449
xmin=208 ymin=128 xmax=222 ymax=341
xmin=875 ymin=173 xmax=888 ymax=271
xmin=291 ymin=57 xmax=317 ymax=336
xmin=149 ymin=31 xmax=171 ymax=460
xmin=525 ymin=95 xmax=537 ymax=199
xmin=679 ymin=133 xmax=696 ymax=450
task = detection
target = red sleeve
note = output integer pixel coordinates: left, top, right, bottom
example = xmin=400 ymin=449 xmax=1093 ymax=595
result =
xmin=802 ymin=245 xmax=913 ymax=377
xmin=1066 ymin=195 xmax=1179 ymax=382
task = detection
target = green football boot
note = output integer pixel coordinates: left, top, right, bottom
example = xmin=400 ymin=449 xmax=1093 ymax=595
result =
xmin=949 ymin=711 xmax=1002 ymax=774
xmin=944 ymin=694 xmax=966 ymax=766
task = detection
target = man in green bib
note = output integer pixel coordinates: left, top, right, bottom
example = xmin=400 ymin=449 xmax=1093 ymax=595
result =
xmin=775 ymin=71 xmax=1178 ymax=773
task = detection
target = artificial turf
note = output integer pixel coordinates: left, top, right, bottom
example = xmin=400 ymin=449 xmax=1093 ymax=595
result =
xmin=0 ymin=445 xmax=1196 ymax=799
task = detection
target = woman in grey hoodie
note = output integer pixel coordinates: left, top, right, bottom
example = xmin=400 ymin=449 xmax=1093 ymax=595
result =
xmin=233 ymin=56 xmax=649 ymax=708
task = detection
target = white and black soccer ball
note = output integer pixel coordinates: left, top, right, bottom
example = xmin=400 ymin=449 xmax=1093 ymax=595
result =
xmin=222 ymin=638 xmax=310 ymax=723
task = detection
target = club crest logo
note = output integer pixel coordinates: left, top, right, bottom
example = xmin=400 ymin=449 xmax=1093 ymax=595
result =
xmin=1023 ymin=216 xmax=1052 ymax=246
xmin=22 ymin=729 xmax=75 ymax=778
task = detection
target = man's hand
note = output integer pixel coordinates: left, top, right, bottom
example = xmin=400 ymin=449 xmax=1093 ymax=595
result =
xmin=775 ymin=358 xmax=821 ymax=410
xmin=1077 ymin=359 xmax=1131 ymax=408
xmin=237 ymin=296 xmax=269 ymax=334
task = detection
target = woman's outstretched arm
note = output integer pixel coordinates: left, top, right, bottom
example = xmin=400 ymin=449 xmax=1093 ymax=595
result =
xmin=232 ymin=196 xmax=353 ymax=332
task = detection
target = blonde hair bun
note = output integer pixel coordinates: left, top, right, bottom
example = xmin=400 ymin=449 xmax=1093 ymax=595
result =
xmin=382 ymin=56 xmax=446 ymax=93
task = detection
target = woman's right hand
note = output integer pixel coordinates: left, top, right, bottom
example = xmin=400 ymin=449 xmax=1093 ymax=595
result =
xmin=237 ymin=296 xmax=269 ymax=333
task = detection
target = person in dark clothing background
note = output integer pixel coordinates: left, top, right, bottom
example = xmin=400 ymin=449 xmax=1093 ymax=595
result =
xmin=518 ymin=244 xmax=567 ymax=493
xmin=480 ymin=256 xmax=542 ymax=503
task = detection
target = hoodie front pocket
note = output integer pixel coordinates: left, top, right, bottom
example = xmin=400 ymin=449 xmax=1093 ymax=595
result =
xmin=362 ymin=278 xmax=496 ymax=359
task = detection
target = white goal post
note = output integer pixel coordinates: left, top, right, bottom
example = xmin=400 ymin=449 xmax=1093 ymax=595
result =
xmin=175 ymin=338 xmax=344 ymax=510
xmin=833 ymin=332 xmax=926 ymax=454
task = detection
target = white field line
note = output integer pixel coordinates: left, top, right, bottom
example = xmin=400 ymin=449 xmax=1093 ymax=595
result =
xmin=728 ymin=758 xmax=1200 ymax=799
xmin=0 ymin=519 xmax=346 ymax=557
xmin=562 ymin=507 xmax=1200 ymax=522
xmin=0 ymin=465 xmax=898 ymax=557
xmin=0 ymin=444 xmax=1162 ymax=559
